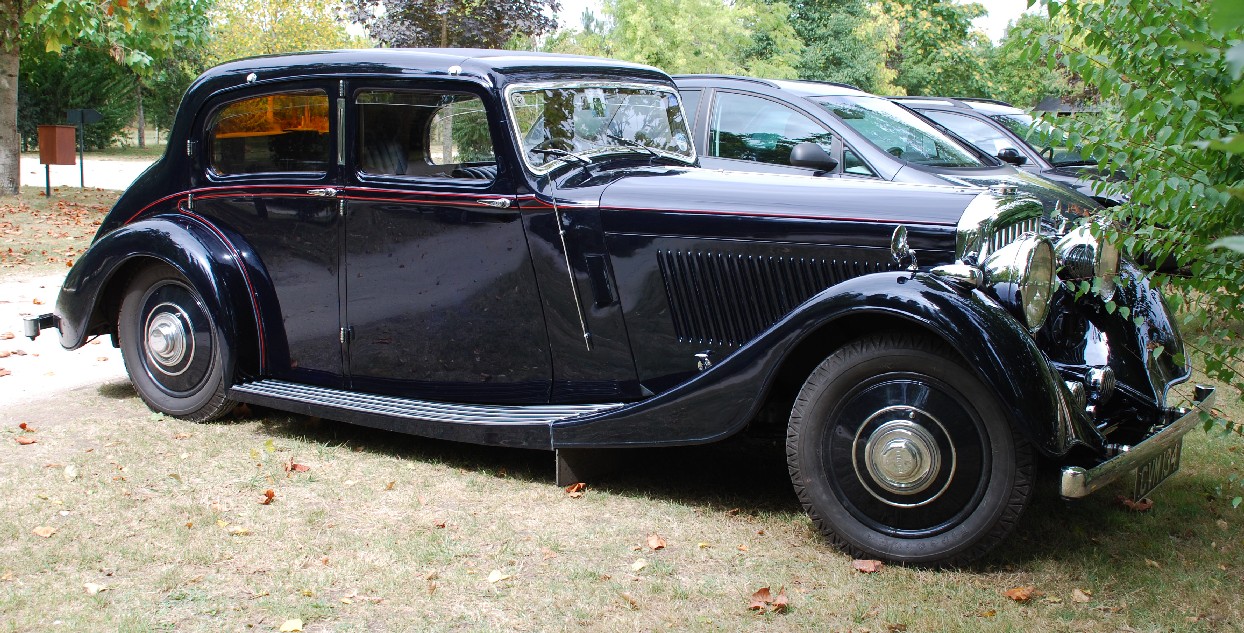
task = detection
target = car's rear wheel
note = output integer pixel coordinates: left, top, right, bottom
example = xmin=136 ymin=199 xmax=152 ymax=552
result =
xmin=118 ymin=264 xmax=236 ymax=422
xmin=787 ymin=333 xmax=1034 ymax=566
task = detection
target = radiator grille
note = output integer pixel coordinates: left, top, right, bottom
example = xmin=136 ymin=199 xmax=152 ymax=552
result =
xmin=657 ymin=250 xmax=891 ymax=347
xmin=988 ymin=217 xmax=1041 ymax=255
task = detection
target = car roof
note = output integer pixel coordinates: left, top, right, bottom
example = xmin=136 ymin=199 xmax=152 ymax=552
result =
xmin=890 ymin=96 xmax=1028 ymax=117
xmin=671 ymin=74 xmax=869 ymax=98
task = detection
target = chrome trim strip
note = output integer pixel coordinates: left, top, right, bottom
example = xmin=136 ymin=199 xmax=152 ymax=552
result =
xmin=1060 ymin=386 xmax=1215 ymax=499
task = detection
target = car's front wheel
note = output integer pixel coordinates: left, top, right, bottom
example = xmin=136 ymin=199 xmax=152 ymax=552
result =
xmin=787 ymin=333 xmax=1034 ymax=566
xmin=118 ymin=264 xmax=236 ymax=422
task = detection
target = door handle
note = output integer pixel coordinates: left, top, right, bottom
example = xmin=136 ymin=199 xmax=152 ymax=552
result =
xmin=478 ymin=198 xmax=511 ymax=209
xmin=307 ymin=188 xmax=339 ymax=197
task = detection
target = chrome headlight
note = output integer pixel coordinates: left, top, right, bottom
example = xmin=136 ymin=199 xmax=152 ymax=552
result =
xmin=982 ymin=234 xmax=1058 ymax=331
xmin=1055 ymin=224 xmax=1119 ymax=300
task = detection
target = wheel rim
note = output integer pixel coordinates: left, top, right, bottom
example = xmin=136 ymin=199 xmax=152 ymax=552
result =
xmin=823 ymin=375 xmax=990 ymax=538
xmin=136 ymin=281 xmax=215 ymax=397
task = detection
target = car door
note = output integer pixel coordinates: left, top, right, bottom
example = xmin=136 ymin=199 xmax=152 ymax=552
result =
xmin=193 ymin=82 xmax=344 ymax=387
xmin=698 ymin=90 xmax=839 ymax=176
xmin=341 ymin=81 xmax=552 ymax=404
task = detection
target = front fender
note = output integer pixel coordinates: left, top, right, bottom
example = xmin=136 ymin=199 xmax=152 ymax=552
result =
xmin=55 ymin=215 xmax=248 ymax=367
xmin=552 ymin=271 xmax=1096 ymax=457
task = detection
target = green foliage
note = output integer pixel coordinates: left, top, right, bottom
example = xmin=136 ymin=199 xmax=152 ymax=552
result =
xmin=788 ymin=0 xmax=896 ymax=92
xmin=884 ymin=0 xmax=992 ymax=96
xmin=17 ymin=40 xmax=135 ymax=150
xmin=546 ymin=0 xmax=801 ymax=77
xmin=1027 ymin=0 xmax=1244 ymax=404
xmin=985 ymin=13 xmax=1080 ymax=107
xmin=208 ymin=0 xmax=370 ymax=65
xmin=350 ymin=0 xmax=558 ymax=49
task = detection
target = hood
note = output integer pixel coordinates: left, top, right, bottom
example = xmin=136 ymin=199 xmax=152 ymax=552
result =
xmin=596 ymin=167 xmax=980 ymax=227
xmin=938 ymin=169 xmax=1102 ymax=228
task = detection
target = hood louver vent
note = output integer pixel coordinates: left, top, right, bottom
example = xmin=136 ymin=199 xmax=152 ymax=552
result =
xmin=657 ymin=249 xmax=892 ymax=347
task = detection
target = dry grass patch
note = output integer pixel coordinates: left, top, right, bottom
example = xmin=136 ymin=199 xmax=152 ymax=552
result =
xmin=0 ymin=187 xmax=115 ymax=277
xmin=1 ymin=377 xmax=1242 ymax=632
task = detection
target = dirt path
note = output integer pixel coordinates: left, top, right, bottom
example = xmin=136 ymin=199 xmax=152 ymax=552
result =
xmin=17 ymin=154 xmax=155 ymax=191
xmin=0 ymin=272 xmax=126 ymax=411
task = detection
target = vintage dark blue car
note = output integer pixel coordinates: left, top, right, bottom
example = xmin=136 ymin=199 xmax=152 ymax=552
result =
xmin=25 ymin=49 xmax=1212 ymax=565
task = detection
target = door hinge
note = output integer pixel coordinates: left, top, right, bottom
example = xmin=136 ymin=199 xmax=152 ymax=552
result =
xmin=339 ymin=326 xmax=353 ymax=344
xmin=338 ymin=199 xmax=346 ymax=217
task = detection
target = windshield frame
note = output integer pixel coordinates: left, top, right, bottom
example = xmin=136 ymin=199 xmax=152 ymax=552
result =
xmin=809 ymin=94 xmax=993 ymax=170
xmin=504 ymin=80 xmax=697 ymax=175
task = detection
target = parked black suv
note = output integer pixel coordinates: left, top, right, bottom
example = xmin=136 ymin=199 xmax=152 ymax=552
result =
xmin=892 ymin=96 xmax=1122 ymax=206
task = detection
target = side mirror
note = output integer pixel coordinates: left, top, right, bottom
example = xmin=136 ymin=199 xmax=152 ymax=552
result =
xmin=790 ymin=142 xmax=839 ymax=173
xmin=997 ymin=147 xmax=1028 ymax=166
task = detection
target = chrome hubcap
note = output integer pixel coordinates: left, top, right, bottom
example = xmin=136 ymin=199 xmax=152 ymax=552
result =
xmin=145 ymin=305 xmax=190 ymax=371
xmin=864 ymin=420 xmax=941 ymax=496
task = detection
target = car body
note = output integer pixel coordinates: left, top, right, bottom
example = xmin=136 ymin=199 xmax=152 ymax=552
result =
xmin=26 ymin=49 xmax=1212 ymax=566
xmin=672 ymin=75 xmax=1102 ymax=217
xmin=891 ymin=96 xmax=1124 ymax=207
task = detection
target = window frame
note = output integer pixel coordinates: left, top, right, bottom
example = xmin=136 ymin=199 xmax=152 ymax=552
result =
xmin=705 ymin=89 xmax=843 ymax=175
xmin=200 ymin=82 xmax=336 ymax=184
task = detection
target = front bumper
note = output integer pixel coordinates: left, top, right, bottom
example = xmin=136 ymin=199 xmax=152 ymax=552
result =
xmin=1060 ymin=384 xmax=1216 ymax=499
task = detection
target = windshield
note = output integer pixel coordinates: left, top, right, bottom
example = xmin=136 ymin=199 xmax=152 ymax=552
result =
xmin=508 ymin=82 xmax=695 ymax=172
xmin=810 ymin=95 xmax=985 ymax=168
xmin=991 ymin=113 xmax=1091 ymax=167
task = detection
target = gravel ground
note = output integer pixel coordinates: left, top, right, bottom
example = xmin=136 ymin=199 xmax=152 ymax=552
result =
xmin=17 ymin=154 xmax=154 ymax=191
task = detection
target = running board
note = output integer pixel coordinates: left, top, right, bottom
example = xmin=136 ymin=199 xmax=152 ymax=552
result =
xmin=229 ymin=380 xmax=621 ymax=449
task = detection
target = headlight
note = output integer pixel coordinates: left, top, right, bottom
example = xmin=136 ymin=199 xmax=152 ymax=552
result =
xmin=982 ymin=234 xmax=1058 ymax=331
xmin=1055 ymin=224 xmax=1119 ymax=300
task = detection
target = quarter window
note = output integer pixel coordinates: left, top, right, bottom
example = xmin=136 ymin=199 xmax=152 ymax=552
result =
xmin=921 ymin=110 xmax=1017 ymax=156
xmin=708 ymin=92 xmax=833 ymax=167
xmin=209 ymin=91 xmax=331 ymax=176
xmin=356 ymin=91 xmax=496 ymax=181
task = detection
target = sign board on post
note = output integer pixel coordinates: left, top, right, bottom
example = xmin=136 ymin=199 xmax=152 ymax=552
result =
xmin=37 ymin=124 xmax=78 ymax=196
xmin=65 ymin=109 xmax=102 ymax=189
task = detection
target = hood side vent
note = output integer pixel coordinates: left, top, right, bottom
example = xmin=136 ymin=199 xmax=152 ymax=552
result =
xmin=658 ymin=249 xmax=892 ymax=347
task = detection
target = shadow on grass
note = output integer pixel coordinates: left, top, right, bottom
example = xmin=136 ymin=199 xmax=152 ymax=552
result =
xmin=241 ymin=405 xmax=1235 ymax=570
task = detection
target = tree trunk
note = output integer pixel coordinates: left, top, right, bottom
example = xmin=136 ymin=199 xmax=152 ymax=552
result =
xmin=0 ymin=0 xmax=21 ymax=196
xmin=136 ymin=78 xmax=146 ymax=149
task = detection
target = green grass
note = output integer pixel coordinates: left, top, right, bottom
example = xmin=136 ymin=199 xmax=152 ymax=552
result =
xmin=1 ymin=379 xmax=1241 ymax=632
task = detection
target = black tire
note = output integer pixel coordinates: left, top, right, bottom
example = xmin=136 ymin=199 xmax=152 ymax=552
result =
xmin=118 ymin=264 xmax=236 ymax=422
xmin=787 ymin=333 xmax=1034 ymax=566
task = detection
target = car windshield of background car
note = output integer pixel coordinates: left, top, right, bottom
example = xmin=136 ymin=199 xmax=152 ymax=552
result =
xmin=810 ymin=96 xmax=983 ymax=168
xmin=991 ymin=113 xmax=1091 ymax=167
xmin=508 ymin=83 xmax=696 ymax=173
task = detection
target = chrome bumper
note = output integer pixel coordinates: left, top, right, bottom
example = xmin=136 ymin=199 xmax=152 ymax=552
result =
xmin=1060 ymin=384 xmax=1216 ymax=499
xmin=22 ymin=313 xmax=57 ymax=340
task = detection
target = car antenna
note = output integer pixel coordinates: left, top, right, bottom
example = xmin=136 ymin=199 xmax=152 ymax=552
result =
xmin=542 ymin=167 xmax=594 ymax=351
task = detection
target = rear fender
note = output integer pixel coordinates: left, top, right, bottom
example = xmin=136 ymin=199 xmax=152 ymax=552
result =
xmin=55 ymin=214 xmax=257 ymax=380
xmin=552 ymin=271 xmax=1097 ymax=457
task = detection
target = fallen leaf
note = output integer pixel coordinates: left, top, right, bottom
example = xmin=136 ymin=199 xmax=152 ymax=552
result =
xmin=1042 ymin=596 xmax=1063 ymax=604
xmin=1072 ymin=588 xmax=1092 ymax=603
xmin=279 ymin=620 xmax=303 ymax=632
xmin=32 ymin=526 xmax=56 ymax=538
xmin=647 ymin=534 xmax=666 ymax=550
xmin=749 ymin=586 xmax=772 ymax=612
xmin=32 ymin=298 xmax=43 ymax=305
xmin=216 ymin=519 xmax=229 ymax=528
xmin=565 ymin=482 xmax=586 ymax=498
xmin=83 ymin=582 xmax=107 ymax=595
xmin=540 ymin=547 xmax=558 ymax=560
xmin=771 ymin=587 xmax=789 ymax=613
xmin=486 ymin=569 xmax=511 ymax=583
xmin=1145 ymin=558 xmax=1161 ymax=569
xmin=168 ymin=473 xmax=181 ymax=483
xmin=173 ymin=433 xmax=192 ymax=439
xmin=1003 ymin=586 xmax=1041 ymax=602
xmin=737 ymin=544 xmax=749 ymax=552
xmin=619 ymin=592 xmax=639 ymax=609
xmin=1118 ymin=495 xmax=1154 ymax=512
xmin=18 ymin=422 xmax=31 ymax=431
xmin=886 ymin=625 xmax=907 ymax=632
xmin=384 ymin=481 xmax=395 ymax=491
xmin=96 ymin=357 xmax=108 ymax=362
xmin=433 ymin=519 xmax=446 ymax=529
xmin=697 ymin=542 xmax=710 ymax=549
xmin=0 ymin=369 xmax=10 ymax=378
xmin=340 ymin=597 xmax=353 ymax=604
xmin=260 ymin=489 xmax=275 ymax=505
xmin=0 ymin=351 xmax=8 ymax=357
xmin=15 ymin=436 xmax=35 ymax=445
xmin=63 ymin=465 xmax=78 ymax=481
xmin=1 ymin=332 xmax=13 ymax=340
xmin=630 ymin=559 xmax=647 ymax=572
xmin=287 ymin=457 xmax=310 ymax=473
xmin=852 ymin=559 xmax=884 ymax=574
xmin=978 ymin=609 xmax=997 ymax=618
xmin=227 ymin=526 xmax=252 ymax=536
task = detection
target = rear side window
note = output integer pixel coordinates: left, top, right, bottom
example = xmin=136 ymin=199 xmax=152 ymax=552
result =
xmin=209 ymin=91 xmax=330 ymax=175
xmin=356 ymin=90 xmax=496 ymax=181
xmin=921 ymin=110 xmax=1016 ymax=155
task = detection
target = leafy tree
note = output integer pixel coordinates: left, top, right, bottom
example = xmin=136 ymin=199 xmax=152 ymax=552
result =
xmin=208 ymin=0 xmax=371 ymax=65
xmin=0 ymin=0 xmax=210 ymax=194
xmin=985 ymin=13 xmax=1096 ymax=108
xmin=349 ymin=0 xmax=560 ymax=48
xmin=882 ymin=0 xmax=992 ymax=97
xmin=1026 ymin=0 xmax=1244 ymax=422
xmin=787 ymin=0 xmax=895 ymax=92
xmin=18 ymin=39 xmax=136 ymax=150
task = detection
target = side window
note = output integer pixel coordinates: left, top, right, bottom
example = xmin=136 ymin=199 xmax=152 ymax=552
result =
xmin=678 ymin=89 xmax=702 ymax=125
xmin=841 ymin=148 xmax=876 ymax=177
xmin=921 ymin=110 xmax=1013 ymax=155
xmin=357 ymin=90 xmax=496 ymax=181
xmin=209 ymin=91 xmax=330 ymax=176
xmin=708 ymin=92 xmax=833 ymax=166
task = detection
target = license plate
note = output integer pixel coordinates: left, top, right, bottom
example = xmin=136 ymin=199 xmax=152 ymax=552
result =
xmin=1131 ymin=439 xmax=1183 ymax=501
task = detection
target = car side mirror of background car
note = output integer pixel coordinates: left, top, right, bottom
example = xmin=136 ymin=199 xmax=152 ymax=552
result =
xmin=790 ymin=142 xmax=839 ymax=174
xmin=997 ymin=147 xmax=1028 ymax=166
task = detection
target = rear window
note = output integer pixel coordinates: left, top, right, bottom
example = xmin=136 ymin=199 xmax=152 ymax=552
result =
xmin=209 ymin=91 xmax=331 ymax=176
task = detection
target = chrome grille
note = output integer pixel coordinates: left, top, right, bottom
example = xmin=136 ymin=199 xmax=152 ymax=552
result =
xmin=988 ymin=217 xmax=1041 ymax=255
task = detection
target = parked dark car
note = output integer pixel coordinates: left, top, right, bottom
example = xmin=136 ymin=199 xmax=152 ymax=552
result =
xmin=672 ymin=75 xmax=1102 ymax=217
xmin=26 ymin=50 xmax=1211 ymax=566
xmin=891 ymin=96 xmax=1124 ymax=207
